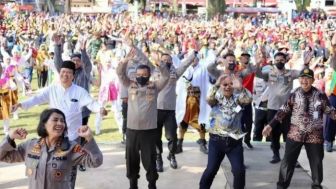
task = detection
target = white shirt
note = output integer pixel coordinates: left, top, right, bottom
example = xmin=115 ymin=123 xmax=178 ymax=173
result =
xmin=21 ymin=83 xmax=102 ymax=140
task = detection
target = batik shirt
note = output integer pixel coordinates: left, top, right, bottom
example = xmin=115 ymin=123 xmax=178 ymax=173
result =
xmin=269 ymin=87 xmax=336 ymax=144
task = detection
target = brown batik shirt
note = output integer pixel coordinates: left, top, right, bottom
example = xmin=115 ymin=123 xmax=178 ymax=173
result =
xmin=269 ymin=87 xmax=336 ymax=144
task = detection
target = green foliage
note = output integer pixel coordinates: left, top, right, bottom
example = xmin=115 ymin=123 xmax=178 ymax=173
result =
xmin=294 ymin=0 xmax=311 ymax=12
xmin=207 ymin=0 xmax=226 ymax=20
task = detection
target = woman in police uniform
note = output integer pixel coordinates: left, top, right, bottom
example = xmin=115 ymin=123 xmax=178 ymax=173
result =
xmin=0 ymin=108 xmax=103 ymax=189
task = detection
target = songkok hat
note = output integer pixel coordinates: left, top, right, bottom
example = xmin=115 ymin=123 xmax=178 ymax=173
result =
xmin=61 ymin=61 xmax=76 ymax=73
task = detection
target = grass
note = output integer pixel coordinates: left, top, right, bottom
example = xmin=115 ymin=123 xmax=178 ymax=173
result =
xmin=0 ymin=73 xmax=201 ymax=143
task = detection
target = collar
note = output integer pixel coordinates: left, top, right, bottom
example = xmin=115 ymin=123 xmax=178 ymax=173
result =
xmin=300 ymin=87 xmax=314 ymax=95
xmin=59 ymin=83 xmax=74 ymax=91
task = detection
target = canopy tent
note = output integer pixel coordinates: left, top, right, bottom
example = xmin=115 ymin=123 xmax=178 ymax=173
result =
xmin=225 ymin=0 xmax=277 ymax=7
xmin=225 ymin=7 xmax=280 ymax=13
xmin=152 ymin=0 xmax=277 ymax=6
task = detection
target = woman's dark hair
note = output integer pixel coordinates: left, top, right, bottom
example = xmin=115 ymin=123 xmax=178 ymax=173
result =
xmin=37 ymin=108 xmax=68 ymax=138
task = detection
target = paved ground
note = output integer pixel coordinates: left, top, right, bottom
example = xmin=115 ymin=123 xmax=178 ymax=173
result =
xmin=0 ymin=142 xmax=226 ymax=189
xmin=223 ymin=143 xmax=312 ymax=189
xmin=1 ymin=142 xmax=336 ymax=189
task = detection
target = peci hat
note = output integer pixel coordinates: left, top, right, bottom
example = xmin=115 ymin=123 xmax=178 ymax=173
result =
xmin=61 ymin=61 xmax=76 ymax=73
xmin=299 ymin=68 xmax=314 ymax=78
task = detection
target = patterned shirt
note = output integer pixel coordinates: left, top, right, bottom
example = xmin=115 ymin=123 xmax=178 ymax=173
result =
xmin=269 ymin=87 xmax=336 ymax=144
xmin=208 ymin=87 xmax=252 ymax=139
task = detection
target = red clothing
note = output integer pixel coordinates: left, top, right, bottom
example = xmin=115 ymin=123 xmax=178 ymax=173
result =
xmin=242 ymin=73 xmax=255 ymax=93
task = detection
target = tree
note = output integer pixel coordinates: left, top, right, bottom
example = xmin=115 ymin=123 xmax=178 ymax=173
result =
xmin=64 ymin=0 xmax=71 ymax=14
xmin=46 ymin=0 xmax=56 ymax=15
xmin=294 ymin=0 xmax=311 ymax=12
xmin=207 ymin=0 xmax=226 ymax=20
xmin=126 ymin=0 xmax=147 ymax=11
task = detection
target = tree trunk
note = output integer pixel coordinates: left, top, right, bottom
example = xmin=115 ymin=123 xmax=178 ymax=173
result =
xmin=46 ymin=0 xmax=55 ymax=15
xmin=207 ymin=0 xmax=225 ymax=20
xmin=173 ymin=0 xmax=178 ymax=14
xmin=294 ymin=0 xmax=311 ymax=12
xmin=64 ymin=0 xmax=71 ymax=14
xmin=139 ymin=0 xmax=146 ymax=11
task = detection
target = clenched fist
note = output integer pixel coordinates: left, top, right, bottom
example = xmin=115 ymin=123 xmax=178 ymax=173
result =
xmin=78 ymin=125 xmax=93 ymax=142
xmin=9 ymin=128 xmax=28 ymax=140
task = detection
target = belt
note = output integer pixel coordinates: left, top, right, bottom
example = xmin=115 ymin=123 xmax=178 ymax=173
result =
xmin=256 ymin=106 xmax=267 ymax=111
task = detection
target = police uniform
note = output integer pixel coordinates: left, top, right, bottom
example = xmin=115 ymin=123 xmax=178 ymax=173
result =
xmin=117 ymin=58 xmax=169 ymax=189
xmin=152 ymin=52 xmax=194 ymax=167
xmin=0 ymin=136 xmax=103 ymax=189
xmin=256 ymin=66 xmax=300 ymax=163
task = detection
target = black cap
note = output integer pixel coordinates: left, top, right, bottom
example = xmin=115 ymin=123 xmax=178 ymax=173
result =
xmin=299 ymin=68 xmax=314 ymax=78
xmin=61 ymin=61 xmax=76 ymax=73
xmin=240 ymin=52 xmax=251 ymax=58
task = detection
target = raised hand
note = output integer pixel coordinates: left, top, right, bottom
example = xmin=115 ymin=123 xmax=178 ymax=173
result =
xmin=79 ymin=38 xmax=87 ymax=50
xmin=9 ymin=128 xmax=28 ymax=140
xmin=303 ymin=50 xmax=314 ymax=65
xmin=78 ymin=125 xmax=93 ymax=142
xmin=52 ymin=33 xmax=63 ymax=45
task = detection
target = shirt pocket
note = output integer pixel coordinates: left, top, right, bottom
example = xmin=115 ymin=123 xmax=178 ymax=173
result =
xmin=146 ymin=89 xmax=156 ymax=102
xmin=69 ymin=101 xmax=80 ymax=112
xmin=129 ymin=88 xmax=137 ymax=101
xmin=51 ymin=163 xmax=71 ymax=182
xmin=25 ymin=159 xmax=39 ymax=179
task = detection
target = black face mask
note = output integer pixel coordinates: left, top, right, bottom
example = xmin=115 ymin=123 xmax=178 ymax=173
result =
xmin=228 ymin=63 xmax=236 ymax=71
xmin=275 ymin=62 xmax=285 ymax=70
xmin=166 ymin=63 xmax=172 ymax=70
xmin=136 ymin=76 xmax=149 ymax=86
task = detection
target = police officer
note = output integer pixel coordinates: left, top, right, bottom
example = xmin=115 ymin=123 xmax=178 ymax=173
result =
xmin=0 ymin=108 xmax=103 ymax=189
xmin=117 ymin=48 xmax=169 ymax=189
xmin=153 ymin=51 xmax=195 ymax=172
xmin=256 ymin=52 xmax=300 ymax=163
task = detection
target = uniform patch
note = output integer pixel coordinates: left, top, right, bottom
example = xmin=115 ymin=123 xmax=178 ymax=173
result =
xmin=31 ymin=144 xmax=41 ymax=154
xmin=53 ymin=170 xmax=64 ymax=181
xmin=55 ymin=149 xmax=67 ymax=157
xmin=52 ymin=163 xmax=57 ymax=168
xmin=52 ymin=156 xmax=67 ymax=161
xmin=27 ymin=154 xmax=40 ymax=160
xmin=72 ymin=144 xmax=84 ymax=154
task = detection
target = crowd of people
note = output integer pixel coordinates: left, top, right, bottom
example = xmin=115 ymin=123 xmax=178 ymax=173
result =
xmin=0 ymin=10 xmax=335 ymax=189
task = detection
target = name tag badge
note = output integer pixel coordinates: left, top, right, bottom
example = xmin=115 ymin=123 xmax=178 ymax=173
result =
xmin=71 ymin=99 xmax=78 ymax=102
xmin=314 ymin=101 xmax=321 ymax=108
xmin=313 ymin=111 xmax=319 ymax=119
xmin=234 ymin=105 xmax=242 ymax=113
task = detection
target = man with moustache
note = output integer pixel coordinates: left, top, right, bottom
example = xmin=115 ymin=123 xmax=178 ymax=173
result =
xmin=263 ymin=68 xmax=336 ymax=189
